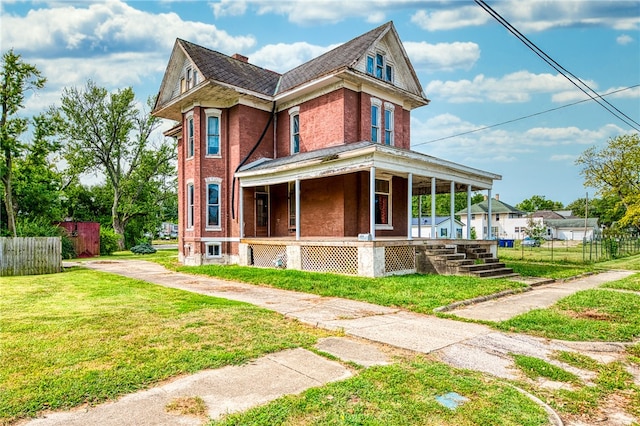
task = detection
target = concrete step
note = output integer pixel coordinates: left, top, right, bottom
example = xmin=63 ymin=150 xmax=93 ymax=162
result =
xmin=446 ymin=259 xmax=474 ymax=267
xmin=425 ymin=249 xmax=456 ymax=256
xmin=431 ymin=253 xmax=466 ymax=261
xmin=473 ymin=268 xmax=517 ymax=278
xmin=457 ymin=262 xmax=506 ymax=273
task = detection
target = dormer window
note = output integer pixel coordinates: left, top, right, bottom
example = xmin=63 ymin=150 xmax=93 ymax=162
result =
xmin=366 ymin=52 xmax=393 ymax=83
xmin=186 ymin=68 xmax=192 ymax=89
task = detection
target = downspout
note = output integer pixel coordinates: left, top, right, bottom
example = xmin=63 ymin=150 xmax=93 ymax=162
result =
xmin=231 ymin=101 xmax=277 ymax=219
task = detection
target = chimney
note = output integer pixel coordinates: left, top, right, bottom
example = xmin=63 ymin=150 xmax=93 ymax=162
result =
xmin=495 ymin=194 xmax=500 ymax=201
xmin=232 ymin=53 xmax=249 ymax=63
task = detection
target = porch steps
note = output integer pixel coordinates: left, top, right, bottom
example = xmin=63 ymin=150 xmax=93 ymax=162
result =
xmin=421 ymin=243 xmax=517 ymax=279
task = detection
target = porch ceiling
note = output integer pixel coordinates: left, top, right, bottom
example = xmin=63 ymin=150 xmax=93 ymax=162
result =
xmin=236 ymin=141 xmax=501 ymax=193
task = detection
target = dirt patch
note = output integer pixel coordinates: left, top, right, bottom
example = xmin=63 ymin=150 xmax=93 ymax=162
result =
xmin=564 ymin=392 xmax=638 ymax=425
xmin=165 ymin=396 xmax=207 ymax=419
xmin=566 ymin=308 xmax=614 ymax=321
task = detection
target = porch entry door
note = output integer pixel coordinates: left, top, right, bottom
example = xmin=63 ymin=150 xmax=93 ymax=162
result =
xmin=255 ymin=191 xmax=269 ymax=237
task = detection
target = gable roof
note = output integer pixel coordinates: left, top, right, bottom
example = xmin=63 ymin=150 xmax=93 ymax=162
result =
xmin=179 ymin=39 xmax=281 ymax=97
xmin=411 ymin=216 xmax=463 ymax=226
xmin=456 ymin=199 xmax=525 ymax=216
xmin=545 ymin=218 xmax=599 ymax=229
xmin=153 ymin=21 xmax=428 ymax=118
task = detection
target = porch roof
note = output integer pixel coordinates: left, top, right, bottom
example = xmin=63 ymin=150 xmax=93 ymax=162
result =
xmin=235 ymin=141 xmax=501 ymax=194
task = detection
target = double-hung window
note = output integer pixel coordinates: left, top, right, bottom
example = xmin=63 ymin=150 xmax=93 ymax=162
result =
xmin=289 ymin=107 xmax=300 ymax=154
xmin=375 ymin=178 xmax=391 ymax=226
xmin=370 ymin=98 xmax=381 ymax=143
xmin=366 ymin=52 xmax=394 ymax=83
xmin=186 ymin=112 xmax=194 ymax=158
xmin=205 ymin=178 xmax=221 ymax=229
xmin=186 ymin=181 xmax=194 ymax=229
xmin=384 ymin=105 xmax=394 ymax=146
xmin=205 ymin=109 xmax=221 ymax=156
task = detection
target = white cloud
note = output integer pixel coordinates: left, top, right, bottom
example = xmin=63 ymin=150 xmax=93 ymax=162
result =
xmin=211 ymin=0 xmax=247 ymax=18
xmin=552 ymin=85 xmax=640 ymax=103
xmin=616 ymin=34 xmax=634 ymax=45
xmin=249 ymin=42 xmax=339 ymax=73
xmin=425 ymin=71 xmax=590 ymax=104
xmin=403 ymin=41 xmax=480 ymax=72
xmin=550 ymin=154 xmax=577 ymax=162
xmin=1 ymin=0 xmax=256 ymax=56
xmin=411 ymin=1 xmax=640 ymax=32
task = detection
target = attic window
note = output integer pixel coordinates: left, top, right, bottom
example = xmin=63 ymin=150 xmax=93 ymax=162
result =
xmin=366 ymin=53 xmax=393 ymax=83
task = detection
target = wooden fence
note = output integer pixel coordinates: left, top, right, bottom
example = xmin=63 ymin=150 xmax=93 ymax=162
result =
xmin=0 ymin=237 xmax=62 ymax=276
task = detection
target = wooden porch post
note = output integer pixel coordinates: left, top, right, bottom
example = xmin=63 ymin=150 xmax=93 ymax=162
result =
xmin=450 ymin=181 xmax=455 ymax=239
xmin=407 ymin=173 xmax=413 ymax=240
xmin=295 ymin=179 xmax=301 ymax=241
xmin=431 ymin=177 xmax=436 ymax=239
xmin=239 ymin=185 xmax=244 ymax=238
xmin=466 ymin=184 xmax=472 ymax=239
xmin=370 ymin=167 xmax=376 ymax=240
xmin=487 ymin=189 xmax=493 ymax=239
xmin=418 ymin=195 xmax=422 ymax=238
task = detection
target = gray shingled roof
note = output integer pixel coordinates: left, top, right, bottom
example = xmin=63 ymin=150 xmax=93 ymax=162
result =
xmin=456 ymin=199 xmax=525 ymax=216
xmin=545 ymin=218 xmax=599 ymax=228
xmin=178 ymin=39 xmax=281 ymax=97
xmin=278 ymin=22 xmax=391 ymax=94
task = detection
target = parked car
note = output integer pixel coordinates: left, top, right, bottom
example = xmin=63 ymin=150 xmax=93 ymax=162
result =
xmin=521 ymin=237 xmax=540 ymax=247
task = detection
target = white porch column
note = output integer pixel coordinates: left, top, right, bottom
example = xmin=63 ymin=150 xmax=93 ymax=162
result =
xmin=431 ymin=177 xmax=436 ymax=239
xmin=418 ymin=195 xmax=422 ymax=238
xmin=239 ymin=186 xmax=244 ymax=238
xmin=295 ymin=179 xmax=301 ymax=241
xmin=466 ymin=184 xmax=472 ymax=239
xmin=450 ymin=181 xmax=455 ymax=239
xmin=370 ymin=167 xmax=376 ymax=240
xmin=407 ymin=173 xmax=413 ymax=240
xmin=487 ymin=189 xmax=493 ymax=240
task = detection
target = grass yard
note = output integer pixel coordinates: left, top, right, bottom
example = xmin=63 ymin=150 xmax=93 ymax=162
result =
xmin=0 ymin=268 xmax=330 ymax=424
xmin=211 ymin=359 xmax=549 ymax=426
xmin=176 ymin=264 xmax=528 ymax=314
xmin=502 ymin=260 xmax=595 ymax=279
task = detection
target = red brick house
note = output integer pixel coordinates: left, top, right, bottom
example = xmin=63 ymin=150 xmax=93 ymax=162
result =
xmin=153 ymin=22 xmax=502 ymax=277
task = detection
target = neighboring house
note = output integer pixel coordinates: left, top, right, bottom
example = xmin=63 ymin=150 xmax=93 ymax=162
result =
xmin=411 ymin=216 xmax=464 ymax=239
xmin=536 ymin=214 xmax=600 ymax=241
xmin=456 ymin=196 xmax=527 ymax=240
xmin=152 ymin=22 xmax=501 ymax=276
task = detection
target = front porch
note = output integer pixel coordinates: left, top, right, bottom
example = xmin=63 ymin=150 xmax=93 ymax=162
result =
xmin=239 ymin=237 xmax=500 ymax=278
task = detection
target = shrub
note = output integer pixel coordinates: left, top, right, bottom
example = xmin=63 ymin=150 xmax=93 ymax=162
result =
xmin=100 ymin=227 xmax=121 ymax=255
xmin=130 ymin=243 xmax=156 ymax=255
xmin=15 ymin=217 xmax=76 ymax=259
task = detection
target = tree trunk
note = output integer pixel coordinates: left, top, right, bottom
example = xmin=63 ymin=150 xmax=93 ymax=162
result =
xmin=112 ymin=191 xmax=125 ymax=250
xmin=1 ymin=152 xmax=16 ymax=237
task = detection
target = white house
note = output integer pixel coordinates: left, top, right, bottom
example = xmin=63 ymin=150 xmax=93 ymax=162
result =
xmin=412 ymin=216 xmax=464 ymax=239
xmin=456 ymin=196 xmax=528 ymax=239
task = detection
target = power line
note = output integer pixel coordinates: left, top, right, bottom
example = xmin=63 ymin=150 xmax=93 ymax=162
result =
xmin=412 ymin=85 xmax=639 ymax=147
xmin=474 ymin=0 xmax=640 ymax=132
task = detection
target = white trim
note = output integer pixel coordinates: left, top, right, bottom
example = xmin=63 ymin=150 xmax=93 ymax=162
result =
xmin=205 ymin=109 xmax=222 ymax=158
xmin=200 ymin=237 xmax=241 ymax=242
xmin=374 ymin=177 xmax=392 ymax=228
xmin=289 ymin=106 xmax=300 ymax=154
xmin=186 ymin=180 xmax=195 ymax=230
xmin=371 ymin=99 xmax=381 ymax=143
xmin=383 ymin=106 xmax=394 ymax=146
xmin=185 ymin=110 xmax=195 ymax=160
xmin=205 ymin=242 xmax=222 ymax=258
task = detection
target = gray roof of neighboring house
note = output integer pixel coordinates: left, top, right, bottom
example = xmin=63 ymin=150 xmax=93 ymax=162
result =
xmin=545 ymin=218 xmax=599 ymax=228
xmin=531 ymin=210 xmax=565 ymax=219
xmin=456 ymin=199 xmax=525 ymax=216
xmin=411 ymin=216 xmax=462 ymax=226
xmin=178 ymin=39 xmax=281 ymax=97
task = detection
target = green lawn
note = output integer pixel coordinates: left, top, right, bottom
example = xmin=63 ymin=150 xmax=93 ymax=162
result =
xmin=176 ymin=264 xmax=528 ymax=314
xmin=211 ymin=359 xmax=548 ymax=426
xmin=0 ymin=268 xmax=329 ymax=424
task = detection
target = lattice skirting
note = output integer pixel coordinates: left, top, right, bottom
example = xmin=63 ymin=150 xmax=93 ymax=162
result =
xmin=249 ymin=244 xmax=287 ymax=268
xmin=385 ymin=246 xmax=415 ymax=273
xmin=301 ymin=245 xmax=358 ymax=275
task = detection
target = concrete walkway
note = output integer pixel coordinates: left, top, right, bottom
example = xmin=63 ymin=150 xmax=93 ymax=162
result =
xmin=25 ymin=260 xmax=636 ymax=425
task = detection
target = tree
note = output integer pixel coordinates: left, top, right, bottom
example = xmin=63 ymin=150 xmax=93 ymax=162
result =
xmin=413 ymin=192 xmax=484 ymax=217
xmin=516 ymin=195 xmax=563 ymax=213
xmin=523 ymin=216 xmax=546 ymax=241
xmin=566 ymin=195 xmax=625 ymax=228
xmin=576 ymin=133 xmax=640 ymax=230
xmin=0 ymin=50 xmax=46 ymax=236
xmin=58 ymin=81 xmax=176 ymax=248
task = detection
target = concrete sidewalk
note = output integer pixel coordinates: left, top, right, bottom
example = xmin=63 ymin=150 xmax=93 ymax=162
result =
xmin=31 ymin=260 xmax=634 ymax=425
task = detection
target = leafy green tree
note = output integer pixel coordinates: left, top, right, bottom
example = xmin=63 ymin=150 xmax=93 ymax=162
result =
xmin=523 ymin=216 xmax=546 ymax=241
xmin=0 ymin=49 xmax=46 ymax=236
xmin=57 ymin=81 xmax=176 ymax=248
xmin=515 ymin=195 xmax=563 ymax=213
xmin=576 ymin=133 xmax=640 ymax=230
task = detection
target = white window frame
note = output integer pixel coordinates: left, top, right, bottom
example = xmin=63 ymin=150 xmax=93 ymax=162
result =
xmin=366 ymin=52 xmax=393 ymax=83
xmin=205 ymin=242 xmax=222 ymax=258
xmin=366 ymin=55 xmax=374 ymax=75
xmin=384 ymin=103 xmax=394 ymax=146
xmin=205 ymin=177 xmax=222 ymax=231
xmin=205 ymin=108 xmax=222 ymax=157
xmin=186 ymin=180 xmax=194 ymax=230
xmin=186 ymin=67 xmax=192 ymax=90
xmin=374 ymin=177 xmax=392 ymax=230
xmin=186 ymin=111 xmax=194 ymax=159
xmin=289 ymin=106 xmax=300 ymax=154
xmin=371 ymin=98 xmax=381 ymax=144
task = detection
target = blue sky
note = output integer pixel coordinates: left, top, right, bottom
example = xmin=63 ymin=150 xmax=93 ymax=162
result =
xmin=1 ymin=0 xmax=639 ymax=206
